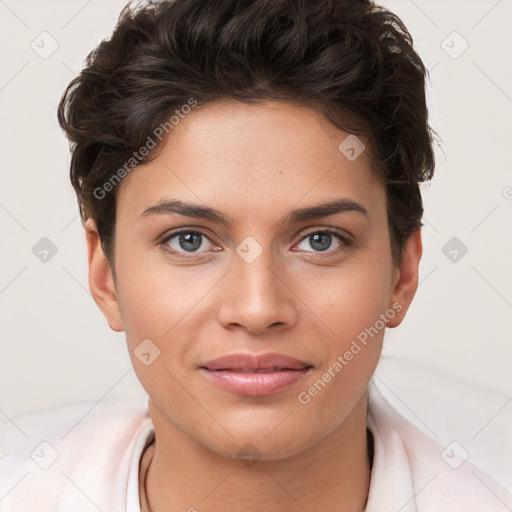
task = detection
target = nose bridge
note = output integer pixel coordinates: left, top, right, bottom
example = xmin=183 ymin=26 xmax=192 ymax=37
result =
xmin=238 ymin=241 xmax=279 ymax=295
xmin=217 ymin=236 xmax=296 ymax=333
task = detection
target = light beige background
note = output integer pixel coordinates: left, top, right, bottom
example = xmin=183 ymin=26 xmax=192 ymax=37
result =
xmin=1 ymin=0 xmax=511 ymax=492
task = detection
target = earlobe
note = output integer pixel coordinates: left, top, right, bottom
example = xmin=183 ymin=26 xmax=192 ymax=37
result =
xmin=387 ymin=229 xmax=423 ymax=328
xmin=84 ymin=219 xmax=124 ymax=332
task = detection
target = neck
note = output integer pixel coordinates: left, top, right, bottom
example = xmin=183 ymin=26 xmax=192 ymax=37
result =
xmin=144 ymin=390 xmax=371 ymax=512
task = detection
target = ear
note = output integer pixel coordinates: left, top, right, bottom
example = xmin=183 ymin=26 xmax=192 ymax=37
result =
xmin=387 ymin=229 xmax=423 ymax=328
xmin=84 ymin=219 xmax=124 ymax=332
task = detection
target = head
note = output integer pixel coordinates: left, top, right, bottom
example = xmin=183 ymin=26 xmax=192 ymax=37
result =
xmin=58 ymin=0 xmax=434 ymax=460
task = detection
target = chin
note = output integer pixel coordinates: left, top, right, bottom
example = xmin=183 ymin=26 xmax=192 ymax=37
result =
xmin=196 ymin=418 xmax=322 ymax=462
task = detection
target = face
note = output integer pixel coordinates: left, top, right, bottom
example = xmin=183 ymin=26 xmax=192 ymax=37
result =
xmin=86 ymin=99 xmax=421 ymax=461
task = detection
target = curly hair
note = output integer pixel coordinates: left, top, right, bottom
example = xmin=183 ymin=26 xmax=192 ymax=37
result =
xmin=58 ymin=0 xmax=435 ymax=265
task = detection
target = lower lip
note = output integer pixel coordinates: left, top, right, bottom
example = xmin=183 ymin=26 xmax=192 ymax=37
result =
xmin=199 ymin=368 xmax=312 ymax=396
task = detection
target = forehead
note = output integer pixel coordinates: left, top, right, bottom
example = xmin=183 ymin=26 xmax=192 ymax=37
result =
xmin=116 ymin=99 xmax=385 ymax=222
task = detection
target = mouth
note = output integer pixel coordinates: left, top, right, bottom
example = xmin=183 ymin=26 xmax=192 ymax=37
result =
xmin=211 ymin=367 xmax=306 ymax=373
xmin=199 ymin=352 xmax=313 ymax=396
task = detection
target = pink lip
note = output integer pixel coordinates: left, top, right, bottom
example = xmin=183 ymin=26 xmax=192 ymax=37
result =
xmin=199 ymin=352 xmax=313 ymax=396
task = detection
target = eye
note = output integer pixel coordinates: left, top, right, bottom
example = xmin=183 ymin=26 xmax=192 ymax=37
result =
xmin=162 ymin=229 xmax=218 ymax=258
xmin=294 ymin=229 xmax=351 ymax=254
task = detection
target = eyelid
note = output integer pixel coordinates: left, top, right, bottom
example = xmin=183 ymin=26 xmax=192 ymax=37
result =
xmin=298 ymin=226 xmax=352 ymax=242
xmin=160 ymin=225 xmax=217 ymax=242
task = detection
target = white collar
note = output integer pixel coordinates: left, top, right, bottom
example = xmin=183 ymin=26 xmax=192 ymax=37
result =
xmin=126 ymin=426 xmax=155 ymax=512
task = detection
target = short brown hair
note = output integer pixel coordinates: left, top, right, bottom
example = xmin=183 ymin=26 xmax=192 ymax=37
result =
xmin=58 ymin=0 xmax=436 ymax=265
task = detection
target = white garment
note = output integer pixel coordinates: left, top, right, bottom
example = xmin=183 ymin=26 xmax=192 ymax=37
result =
xmin=1 ymin=381 xmax=510 ymax=511
xmin=126 ymin=426 xmax=154 ymax=512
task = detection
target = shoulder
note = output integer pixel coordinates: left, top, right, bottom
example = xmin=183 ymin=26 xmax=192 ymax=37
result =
xmin=367 ymin=381 xmax=512 ymax=511
xmin=0 ymin=400 xmax=151 ymax=512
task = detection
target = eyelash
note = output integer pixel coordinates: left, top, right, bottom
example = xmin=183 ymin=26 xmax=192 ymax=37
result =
xmin=160 ymin=228 xmax=353 ymax=259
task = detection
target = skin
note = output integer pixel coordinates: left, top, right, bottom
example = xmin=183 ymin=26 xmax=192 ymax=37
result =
xmin=85 ymin=99 xmax=422 ymax=512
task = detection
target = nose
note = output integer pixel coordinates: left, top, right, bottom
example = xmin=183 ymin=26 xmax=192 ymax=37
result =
xmin=216 ymin=244 xmax=298 ymax=335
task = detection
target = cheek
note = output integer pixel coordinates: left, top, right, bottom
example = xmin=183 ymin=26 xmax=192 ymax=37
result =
xmin=293 ymin=264 xmax=390 ymax=426
xmin=115 ymin=252 xmax=219 ymax=350
xmin=299 ymin=257 xmax=392 ymax=384
xmin=114 ymin=261 xmax=203 ymax=400
xmin=306 ymin=258 xmax=393 ymax=339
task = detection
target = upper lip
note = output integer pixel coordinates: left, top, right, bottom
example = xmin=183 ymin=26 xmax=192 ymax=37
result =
xmin=200 ymin=352 xmax=313 ymax=371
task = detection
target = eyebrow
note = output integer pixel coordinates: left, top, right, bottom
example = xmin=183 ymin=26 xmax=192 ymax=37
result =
xmin=140 ymin=198 xmax=369 ymax=224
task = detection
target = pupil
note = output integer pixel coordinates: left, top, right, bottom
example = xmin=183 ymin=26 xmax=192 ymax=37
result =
xmin=311 ymin=233 xmax=330 ymax=251
xmin=180 ymin=232 xmax=201 ymax=251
